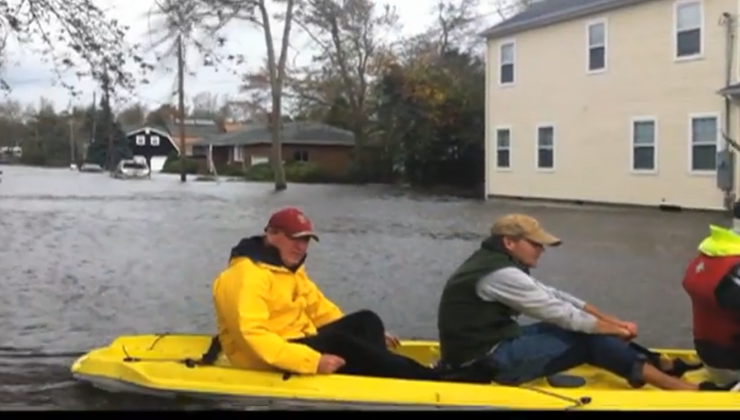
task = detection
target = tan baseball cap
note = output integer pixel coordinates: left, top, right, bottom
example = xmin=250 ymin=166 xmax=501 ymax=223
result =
xmin=490 ymin=214 xmax=562 ymax=246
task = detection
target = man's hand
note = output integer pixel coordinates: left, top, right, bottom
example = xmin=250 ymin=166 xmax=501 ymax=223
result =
xmin=385 ymin=332 xmax=400 ymax=348
xmin=317 ymin=354 xmax=345 ymax=374
xmin=616 ymin=321 xmax=638 ymax=338
xmin=595 ymin=320 xmax=632 ymax=339
xmin=584 ymin=304 xmax=637 ymax=339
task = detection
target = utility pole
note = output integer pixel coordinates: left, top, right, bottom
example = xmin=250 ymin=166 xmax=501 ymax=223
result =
xmin=69 ymin=119 xmax=75 ymax=164
xmin=720 ymin=12 xmax=739 ymax=210
xmin=90 ymin=91 xmax=97 ymax=144
xmin=176 ymin=33 xmax=187 ymax=182
xmin=66 ymin=100 xmax=75 ymax=167
xmin=69 ymin=118 xmax=75 ymax=167
xmin=101 ymin=61 xmax=114 ymax=171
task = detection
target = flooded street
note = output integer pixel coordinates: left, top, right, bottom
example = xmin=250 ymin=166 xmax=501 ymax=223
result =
xmin=0 ymin=165 xmax=728 ymax=409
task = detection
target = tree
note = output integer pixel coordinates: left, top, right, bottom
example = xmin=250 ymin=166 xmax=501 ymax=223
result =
xmin=0 ymin=0 xmax=151 ymax=95
xmin=190 ymin=91 xmax=221 ymax=119
xmin=246 ymin=0 xmax=299 ymax=191
xmin=117 ymin=103 xmax=147 ymax=126
xmin=429 ymin=0 xmax=485 ymax=54
xmin=158 ymin=0 xmax=301 ymax=190
xmin=364 ymin=0 xmax=487 ymax=189
xmin=0 ymin=100 xmax=25 ymax=147
xmin=146 ymin=104 xmax=178 ymax=126
xmin=293 ymin=0 xmax=398 ymax=161
xmin=491 ymin=0 xmax=539 ymax=20
xmin=83 ymin=87 xmax=132 ymax=168
xmin=375 ymin=50 xmax=485 ymax=188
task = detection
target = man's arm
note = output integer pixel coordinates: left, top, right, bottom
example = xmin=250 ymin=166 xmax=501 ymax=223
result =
xmin=302 ymin=272 xmax=343 ymax=328
xmin=715 ymin=262 xmax=740 ymax=311
xmin=476 ymin=267 xmax=599 ymax=333
xmin=232 ymin=272 xmax=323 ymax=374
xmin=533 ymin=278 xmax=622 ymax=324
xmin=530 ymin=277 xmax=587 ymax=309
xmin=582 ymin=304 xmax=623 ymax=324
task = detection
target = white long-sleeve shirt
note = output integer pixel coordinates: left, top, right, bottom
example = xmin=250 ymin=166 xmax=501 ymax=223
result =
xmin=475 ymin=267 xmax=598 ymax=333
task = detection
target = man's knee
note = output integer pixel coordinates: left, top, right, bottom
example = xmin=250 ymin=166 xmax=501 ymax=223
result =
xmin=344 ymin=309 xmax=384 ymax=328
xmin=586 ymin=335 xmax=648 ymax=388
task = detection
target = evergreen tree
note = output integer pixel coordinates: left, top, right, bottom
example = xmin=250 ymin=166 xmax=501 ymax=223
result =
xmin=83 ymin=88 xmax=132 ymax=168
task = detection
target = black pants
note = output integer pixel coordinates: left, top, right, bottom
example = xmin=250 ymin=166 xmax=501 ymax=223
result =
xmin=293 ymin=310 xmax=442 ymax=381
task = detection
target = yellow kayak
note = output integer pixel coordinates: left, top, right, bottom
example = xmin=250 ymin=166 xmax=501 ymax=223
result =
xmin=70 ymin=334 xmax=739 ymax=410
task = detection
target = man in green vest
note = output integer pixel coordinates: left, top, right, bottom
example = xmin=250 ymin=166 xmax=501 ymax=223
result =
xmin=437 ymin=213 xmax=730 ymax=391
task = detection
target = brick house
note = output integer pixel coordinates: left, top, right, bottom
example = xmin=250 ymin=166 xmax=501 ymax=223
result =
xmin=192 ymin=122 xmax=356 ymax=177
xmin=163 ymin=119 xmax=231 ymax=156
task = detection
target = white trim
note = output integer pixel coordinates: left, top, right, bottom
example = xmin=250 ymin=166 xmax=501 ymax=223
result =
xmin=629 ymin=117 xmax=658 ymax=175
xmin=126 ymin=126 xmax=179 ymax=154
xmin=494 ymin=125 xmax=512 ymax=171
xmin=484 ymin=50 xmax=491 ymax=199
xmin=135 ymin=135 xmax=145 ymax=146
xmin=737 ymin=0 xmax=740 ymax=82
xmin=498 ymin=39 xmax=516 ymax=87
xmin=535 ymin=123 xmax=556 ymax=172
xmin=688 ymin=112 xmax=721 ymax=175
xmin=150 ymin=135 xmax=160 ymax=146
xmin=673 ymin=0 xmax=704 ymax=62
xmin=585 ymin=18 xmax=608 ymax=74
xmin=233 ymin=145 xmax=244 ymax=162
xmin=733 ymin=0 xmax=740 ymax=83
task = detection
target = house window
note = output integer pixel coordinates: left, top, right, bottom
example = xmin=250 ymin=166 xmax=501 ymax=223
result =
xmin=587 ymin=21 xmax=606 ymax=72
xmin=536 ymin=126 xmax=555 ymax=169
xmin=631 ymin=119 xmax=656 ymax=171
xmin=499 ymin=42 xmax=515 ymax=85
xmin=690 ymin=115 xmax=718 ymax=171
xmin=150 ymin=135 xmax=160 ymax=146
xmin=495 ymin=128 xmax=510 ymax=169
xmin=293 ymin=150 xmax=309 ymax=162
xmin=233 ymin=145 xmax=244 ymax=162
xmin=675 ymin=1 xmax=702 ymax=58
xmin=251 ymin=155 xmax=269 ymax=166
xmin=135 ymin=135 xmax=145 ymax=146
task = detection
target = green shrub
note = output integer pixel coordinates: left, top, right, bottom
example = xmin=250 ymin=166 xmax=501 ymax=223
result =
xmin=218 ymin=163 xmax=247 ymax=177
xmin=243 ymin=161 xmax=329 ymax=183
xmin=242 ymin=162 xmax=271 ymax=181
xmin=162 ymin=157 xmax=199 ymax=174
xmin=19 ymin=152 xmax=47 ymax=166
xmin=285 ymin=161 xmax=325 ymax=182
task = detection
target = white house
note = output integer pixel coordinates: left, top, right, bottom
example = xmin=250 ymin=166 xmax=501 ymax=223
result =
xmin=483 ymin=0 xmax=740 ymax=211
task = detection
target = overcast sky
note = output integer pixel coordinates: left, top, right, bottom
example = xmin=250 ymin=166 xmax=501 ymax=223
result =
xmin=0 ymin=0 xmax=498 ymax=113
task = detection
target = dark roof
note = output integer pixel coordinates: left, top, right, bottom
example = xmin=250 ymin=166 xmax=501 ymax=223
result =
xmin=193 ymin=122 xmax=355 ymax=147
xmin=122 ymin=119 xmax=222 ymax=139
xmin=481 ymin=0 xmax=658 ymax=40
xmin=166 ymin=119 xmax=222 ymax=138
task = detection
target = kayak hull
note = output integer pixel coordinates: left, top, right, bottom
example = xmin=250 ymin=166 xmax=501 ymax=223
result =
xmin=70 ymin=334 xmax=738 ymax=410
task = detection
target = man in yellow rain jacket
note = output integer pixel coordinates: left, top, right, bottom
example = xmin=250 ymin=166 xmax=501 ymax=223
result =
xmin=211 ymin=206 xmax=442 ymax=379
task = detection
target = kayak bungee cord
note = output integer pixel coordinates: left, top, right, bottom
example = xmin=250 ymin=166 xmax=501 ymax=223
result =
xmin=518 ymin=385 xmax=591 ymax=410
xmin=115 ymin=334 xmax=594 ymax=410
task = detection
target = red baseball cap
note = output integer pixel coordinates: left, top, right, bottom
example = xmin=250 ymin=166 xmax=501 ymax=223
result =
xmin=266 ymin=207 xmax=319 ymax=241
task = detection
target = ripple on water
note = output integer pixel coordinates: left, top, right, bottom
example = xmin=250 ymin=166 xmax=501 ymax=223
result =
xmin=0 ymin=165 xmax=728 ymax=409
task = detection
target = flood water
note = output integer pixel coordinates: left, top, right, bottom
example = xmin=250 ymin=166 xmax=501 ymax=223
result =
xmin=0 ymin=165 xmax=728 ymax=409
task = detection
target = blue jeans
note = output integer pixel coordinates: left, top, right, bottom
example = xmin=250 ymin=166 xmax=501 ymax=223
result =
xmin=486 ymin=323 xmax=647 ymax=387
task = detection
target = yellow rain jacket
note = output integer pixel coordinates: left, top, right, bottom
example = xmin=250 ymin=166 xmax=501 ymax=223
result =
xmin=212 ymin=236 xmax=344 ymax=374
